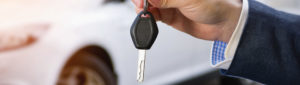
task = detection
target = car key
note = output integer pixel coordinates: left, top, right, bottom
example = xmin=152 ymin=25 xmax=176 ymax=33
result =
xmin=130 ymin=0 xmax=158 ymax=83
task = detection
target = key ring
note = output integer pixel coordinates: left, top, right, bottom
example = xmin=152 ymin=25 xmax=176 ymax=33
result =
xmin=143 ymin=0 xmax=148 ymax=12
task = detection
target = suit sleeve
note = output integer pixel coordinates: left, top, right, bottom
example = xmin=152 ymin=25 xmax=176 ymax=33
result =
xmin=220 ymin=0 xmax=300 ymax=85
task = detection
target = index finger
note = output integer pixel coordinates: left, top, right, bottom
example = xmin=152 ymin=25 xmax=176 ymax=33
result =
xmin=132 ymin=0 xmax=143 ymax=8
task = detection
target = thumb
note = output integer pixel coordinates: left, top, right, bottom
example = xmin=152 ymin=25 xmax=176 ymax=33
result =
xmin=148 ymin=0 xmax=181 ymax=8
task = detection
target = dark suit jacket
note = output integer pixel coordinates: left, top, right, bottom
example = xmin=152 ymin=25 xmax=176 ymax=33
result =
xmin=221 ymin=0 xmax=300 ymax=85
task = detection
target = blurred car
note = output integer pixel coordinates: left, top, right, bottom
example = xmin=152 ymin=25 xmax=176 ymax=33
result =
xmin=0 ymin=0 xmax=298 ymax=85
xmin=0 ymin=0 xmax=214 ymax=85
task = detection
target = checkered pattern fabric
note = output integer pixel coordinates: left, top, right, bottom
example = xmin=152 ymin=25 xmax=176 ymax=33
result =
xmin=212 ymin=41 xmax=227 ymax=65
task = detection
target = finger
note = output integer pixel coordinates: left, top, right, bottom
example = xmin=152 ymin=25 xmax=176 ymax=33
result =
xmin=132 ymin=0 xmax=142 ymax=8
xmin=148 ymin=7 xmax=162 ymax=21
xmin=136 ymin=6 xmax=162 ymax=21
xmin=148 ymin=0 xmax=178 ymax=8
xmin=135 ymin=7 xmax=143 ymax=14
xmin=149 ymin=0 xmax=199 ymax=8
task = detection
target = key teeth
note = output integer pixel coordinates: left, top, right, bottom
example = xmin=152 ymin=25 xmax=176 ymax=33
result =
xmin=138 ymin=80 xmax=144 ymax=83
xmin=137 ymin=50 xmax=146 ymax=83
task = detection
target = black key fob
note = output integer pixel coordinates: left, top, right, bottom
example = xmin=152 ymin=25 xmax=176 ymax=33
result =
xmin=130 ymin=11 xmax=158 ymax=49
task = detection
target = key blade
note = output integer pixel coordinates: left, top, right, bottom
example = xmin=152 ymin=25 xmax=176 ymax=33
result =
xmin=137 ymin=49 xmax=146 ymax=83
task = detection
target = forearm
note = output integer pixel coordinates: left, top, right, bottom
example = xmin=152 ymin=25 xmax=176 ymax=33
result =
xmin=222 ymin=0 xmax=300 ymax=84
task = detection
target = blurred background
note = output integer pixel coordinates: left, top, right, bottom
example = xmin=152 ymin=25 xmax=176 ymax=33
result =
xmin=0 ymin=0 xmax=299 ymax=85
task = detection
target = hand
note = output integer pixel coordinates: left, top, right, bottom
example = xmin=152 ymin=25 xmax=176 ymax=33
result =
xmin=132 ymin=0 xmax=242 ymax=42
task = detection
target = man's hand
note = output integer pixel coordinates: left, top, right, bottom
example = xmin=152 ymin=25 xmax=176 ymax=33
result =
xmin=132 ymin=0 xmax=242 ymax=42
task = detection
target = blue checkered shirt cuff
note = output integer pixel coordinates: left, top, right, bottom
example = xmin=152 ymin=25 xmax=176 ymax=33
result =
xmin=212 ymin=40 xmax=227 ymax=65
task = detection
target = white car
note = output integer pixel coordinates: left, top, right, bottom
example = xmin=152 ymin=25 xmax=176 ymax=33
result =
xmin=1 ymin=0 xmax=298 ymax=85
xmin=0 ymin=0 xmax=214 ymax=85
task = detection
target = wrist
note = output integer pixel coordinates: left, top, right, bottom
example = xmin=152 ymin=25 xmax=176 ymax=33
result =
xmin=218 ymin=0 xmax=242 ymax=43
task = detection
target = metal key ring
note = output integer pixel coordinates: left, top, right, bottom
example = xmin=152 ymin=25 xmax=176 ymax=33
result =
xmin=143 ymin=0 xmax=148 ymax=12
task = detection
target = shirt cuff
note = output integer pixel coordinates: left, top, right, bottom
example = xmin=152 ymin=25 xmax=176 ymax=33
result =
xmin=210 ymin=0 xmax=249 ymax=70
